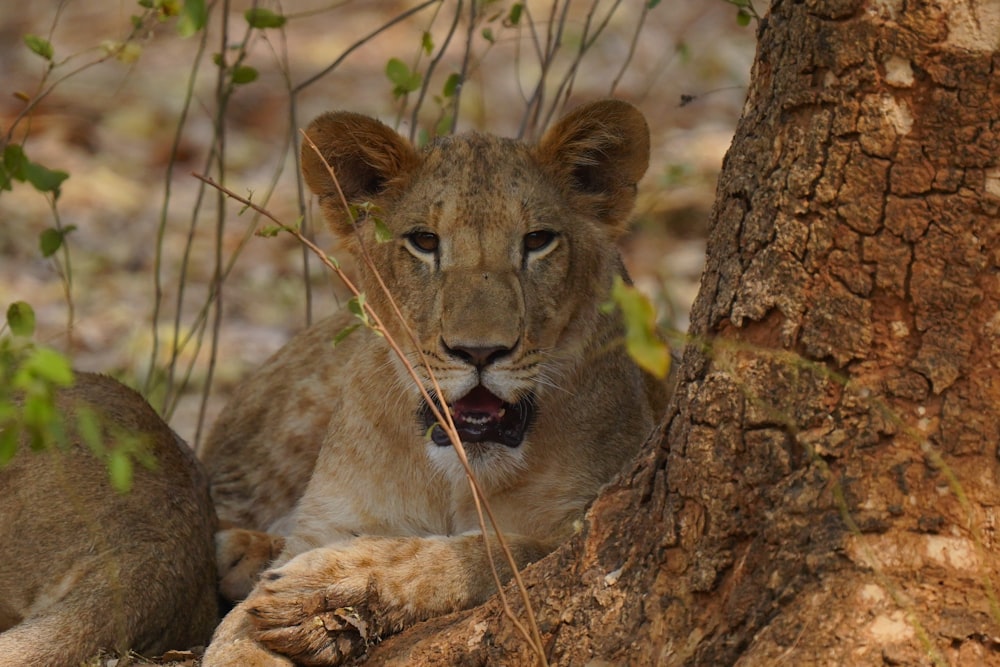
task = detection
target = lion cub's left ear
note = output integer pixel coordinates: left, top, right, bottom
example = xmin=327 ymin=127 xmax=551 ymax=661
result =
xmin=535 ymin=100 xmax=650 ymax=232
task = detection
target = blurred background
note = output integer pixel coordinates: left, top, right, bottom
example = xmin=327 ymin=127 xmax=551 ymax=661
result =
xmin=0 ymin=0 xmax=757 ymax=446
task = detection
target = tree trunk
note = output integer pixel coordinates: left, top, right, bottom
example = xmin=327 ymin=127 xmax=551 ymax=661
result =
xmin=362 ymin=1 xmax=1000 ymax=664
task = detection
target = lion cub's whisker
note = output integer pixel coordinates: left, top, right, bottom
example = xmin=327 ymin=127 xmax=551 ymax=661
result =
xmin=199 ymin=100 xmax=666 ymax=667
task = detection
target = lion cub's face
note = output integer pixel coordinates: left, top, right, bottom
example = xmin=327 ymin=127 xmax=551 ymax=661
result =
xmin=301 ymin=101 xmax=649 ymax=478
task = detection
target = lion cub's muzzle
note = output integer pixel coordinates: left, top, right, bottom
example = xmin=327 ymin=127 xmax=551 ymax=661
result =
xmin=420 ymin=385 xmax=537 ymax=448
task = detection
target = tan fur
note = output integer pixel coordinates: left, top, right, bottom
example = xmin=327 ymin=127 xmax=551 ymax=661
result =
xmin=0 ymin=372 xmax=218 ymax=666
xmin=201 ymin=100 xmax=661 ymax=665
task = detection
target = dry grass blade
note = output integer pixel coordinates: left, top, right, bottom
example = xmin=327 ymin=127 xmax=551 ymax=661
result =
xmin=193 ymin=169 xmax=548 ymax=665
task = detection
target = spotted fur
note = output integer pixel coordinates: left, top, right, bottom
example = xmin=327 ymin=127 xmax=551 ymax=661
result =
xmin=201 ymin=100 xmax=662 ymax=666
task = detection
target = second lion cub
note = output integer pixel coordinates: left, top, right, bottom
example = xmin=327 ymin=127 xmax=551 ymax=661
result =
xmin=202 ymin=100 xmax=662 ymax=665
xmin=0 ymin=372 xmax=217 ymax=667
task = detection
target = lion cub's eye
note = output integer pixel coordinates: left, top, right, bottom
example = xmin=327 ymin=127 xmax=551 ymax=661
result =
xmin=406 ymin=231 xmax=440 ymax=254
xmin=523 ymin=230 xmax=556 ymax=253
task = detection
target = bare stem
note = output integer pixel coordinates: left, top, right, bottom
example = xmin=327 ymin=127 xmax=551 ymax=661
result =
xmin=147 ymin=3 xmax=212 ymax=399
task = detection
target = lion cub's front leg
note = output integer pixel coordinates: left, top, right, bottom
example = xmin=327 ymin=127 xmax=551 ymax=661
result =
xmin=235 ymin=534 xmax=548 ymax=665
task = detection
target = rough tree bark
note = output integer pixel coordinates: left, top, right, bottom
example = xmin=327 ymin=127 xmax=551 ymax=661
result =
xmin=362 ymin=0 xmax=1000 ymax=664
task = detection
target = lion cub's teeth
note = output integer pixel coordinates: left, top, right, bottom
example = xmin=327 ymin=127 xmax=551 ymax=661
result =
xmin=498 ymin=408 xmax=506 ymax=418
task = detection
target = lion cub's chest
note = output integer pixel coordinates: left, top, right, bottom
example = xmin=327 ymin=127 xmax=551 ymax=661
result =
xmin=299 ymin=429 xmax=548 ymax=544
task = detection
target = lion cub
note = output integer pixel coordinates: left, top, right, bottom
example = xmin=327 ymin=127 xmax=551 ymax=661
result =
xmin=0 ymin=372 xmax=218 ymax=666
xmin=202 ymin=100 xmax=660 ymax=665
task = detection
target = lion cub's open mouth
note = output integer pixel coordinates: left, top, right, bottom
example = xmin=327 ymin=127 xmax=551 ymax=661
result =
xmin=420 ymin=385 xmax=536 ymax=448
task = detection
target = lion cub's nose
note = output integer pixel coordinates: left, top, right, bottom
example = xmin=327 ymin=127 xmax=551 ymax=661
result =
xmin=443 ymin=342 xmax=514 ymax=368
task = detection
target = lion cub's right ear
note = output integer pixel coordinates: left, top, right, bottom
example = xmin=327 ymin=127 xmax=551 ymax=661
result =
xmin=301 ymin=112 xmax=420 ymax=236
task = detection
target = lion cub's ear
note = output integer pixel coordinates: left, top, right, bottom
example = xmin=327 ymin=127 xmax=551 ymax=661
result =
xmin=301 ymin=112 xmax=420 ymax=236
xmin=536 ymin=100 xmax=650 ymax=231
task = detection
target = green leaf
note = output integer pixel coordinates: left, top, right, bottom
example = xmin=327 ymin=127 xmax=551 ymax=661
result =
xmin=0 ymin=427 xmax=17 ymax=466
xmin=3 ymin=144 xmax=27 ymax=180
xmin=385 ymin=58 xmax=409 ymax=85
xmin=23 ymin=347 xmax=74 ymax=387
xmin=116 ymin=41 xmax=143 ymax=64
xmin=647 ymin=0 xmax=662 ymax=7
xmin=245 ymin=7 xmax=287 ymax=28
xmin=373 ymin=217 xmax=393 ymax=243
xmin=22 ymin=395 xmax=58 ymax=449
xmin=508 ymin=3 xmax=523 ymax=25
xmin=676 ymin=41 xmax=690 ymax=63
xmin=76 ymin=408 xmax=104 ymax=455
xmin=39 ymin=228 xmax=64 ymax=257
xmin=7 ymin=301 xmax=35 ymax=337
xmin=609 ymin=276 xmax=670 ymax=379
xmin=176 ymin=0 xmax=207 ymax=37
xmin=24 ymin=34 xmax=54 ymax=61
xmin=481 ymin=27 xmax=495 ymax=43
xmin=128 ymin=434 xmax=156 ymax=470
xmin=347 ymin=294 xmax=365 ymax=317
xmin=662 ymin=162 xmax=690 ymax=187
xmin=23 ymin=161 xmax=69 ymax=195
xmin=421 ymin=31 xmax=434 ymax=55
xmin=138 ymin=0 xmax=155 ymax=8
xmin=350 ymin=201 xmax=374 ymax=221
xmin=385 ymin=58 xmax=421 ymax=97
xmin=332 ymin=323 xmax=360 ymax=347
xmin=255 ymin=224 xmax=282 ymax=238
xmin=435 ymin=113 xmax=453 ymax=137
xmin=736 ymin=9 xmax=752 ymax=26
xmin=442 ymin=73 xmax=460 ymax=98
xmin=231 ymin=65 xmax=258 ymax=84
xmin=108 ymin=449 xmax=134 ymax=493
xmin=347 ymin=294 xmax=370 ymax=327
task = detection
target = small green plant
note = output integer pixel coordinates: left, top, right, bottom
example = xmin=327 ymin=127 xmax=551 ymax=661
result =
xmin=0 ymin=302 xmax=74 ymax=463
xmin=723 ymin=0 xmax=762 ymax=26
xmin=602 ymin=276 xmax=672 ymax=379
xmin=0 ymin=302 xmax=152 ymax=492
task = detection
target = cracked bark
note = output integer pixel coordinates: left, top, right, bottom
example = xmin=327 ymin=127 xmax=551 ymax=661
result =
xmin=358 ymin=1 xmax=1000 ymax=664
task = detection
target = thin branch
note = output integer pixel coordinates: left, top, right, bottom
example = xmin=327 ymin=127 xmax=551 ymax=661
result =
xmin=147 ymin=2 xmax=213 ymax=398
xmin=541 ymin=0 xmax=623 ymax=132
xmin=3 ymin=8 xmax=159 ymax=147
xmin=409 ymin=0 xmax=462 ymax=142
xmin=449 ymin=0 xmax=475 ymax=136
xmin=290 ymin=0 xmax=438 ymax=95
xmin=518 ymin=0 xmax=571 ymax=140
xmin=194 ymin=0 xmax=236 ymax=448
xmin=610 ymin=0 xmax=650 ymax=95
xmin=47 ymin=199 xmax=74 ymax=352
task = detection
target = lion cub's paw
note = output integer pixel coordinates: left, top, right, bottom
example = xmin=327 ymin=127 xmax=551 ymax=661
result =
xmin=250 ymin=599 xmax=374 ymax=666
xmin=246 ymin=538 xmax=464 ymax=664
xmin=216 ymin=527 xmax=287 ymax=602
xmin=245 ymin=546 xmax=386 ymax=665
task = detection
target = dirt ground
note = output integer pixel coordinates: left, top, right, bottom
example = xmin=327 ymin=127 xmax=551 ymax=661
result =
xmin=1 ymin=1 xmax=755 ymax=447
